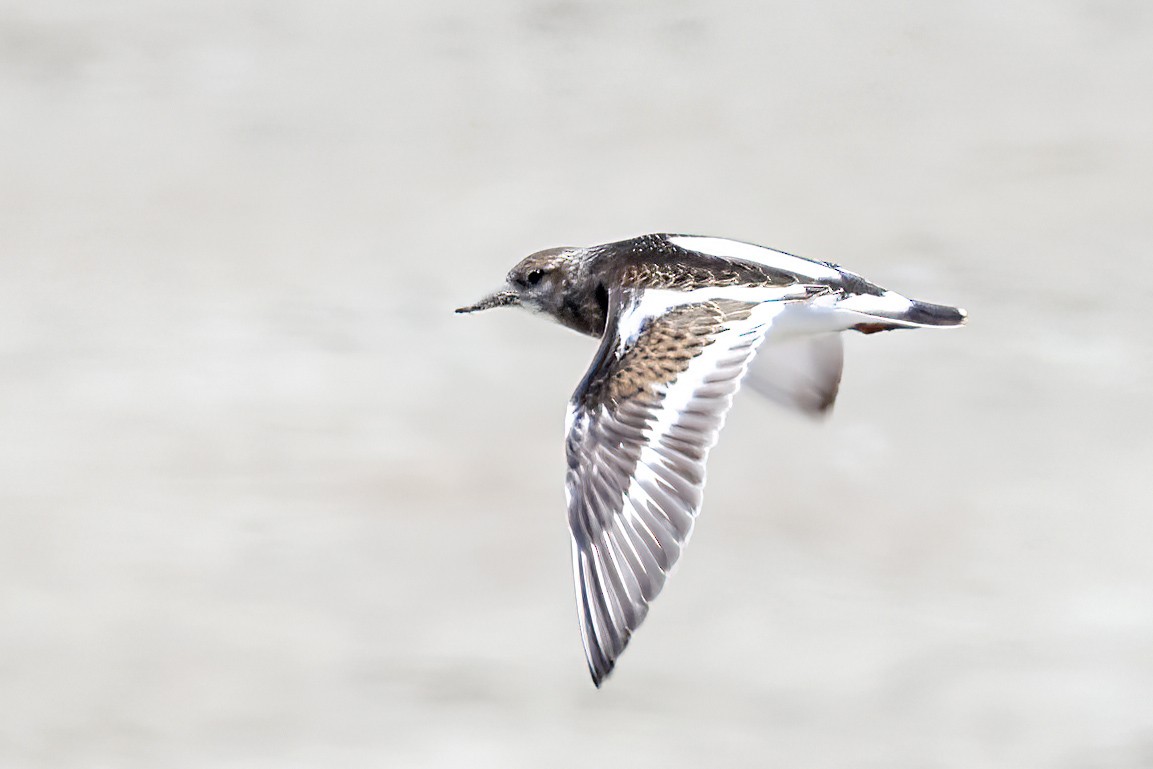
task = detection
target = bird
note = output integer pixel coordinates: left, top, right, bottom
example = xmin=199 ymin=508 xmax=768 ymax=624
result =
xmin=456 ymin=233 xmax=966 ymax=687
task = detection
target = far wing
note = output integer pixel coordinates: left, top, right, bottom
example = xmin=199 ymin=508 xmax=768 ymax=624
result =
xmin=743 ymin=333 xmax=844 ymax=415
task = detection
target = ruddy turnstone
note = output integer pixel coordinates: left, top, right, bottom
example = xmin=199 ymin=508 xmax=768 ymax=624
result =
xmin=457 ymin=233 xmax=966 ymax=687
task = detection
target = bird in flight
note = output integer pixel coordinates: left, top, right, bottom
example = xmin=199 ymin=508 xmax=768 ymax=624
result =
xmin=457 ymin=233 xmax=966 ymax=687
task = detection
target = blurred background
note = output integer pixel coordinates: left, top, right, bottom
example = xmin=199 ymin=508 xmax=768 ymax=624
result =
xmin=2 ymin=1 xmax=1152 ymax=767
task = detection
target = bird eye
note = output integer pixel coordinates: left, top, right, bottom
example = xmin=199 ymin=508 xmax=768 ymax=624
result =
xmin=526 ymin=269 xmax=544 ymax=286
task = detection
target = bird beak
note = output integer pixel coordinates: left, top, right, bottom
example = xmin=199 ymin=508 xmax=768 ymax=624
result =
xmin=455 ymin=288 xmax=520 ymax=314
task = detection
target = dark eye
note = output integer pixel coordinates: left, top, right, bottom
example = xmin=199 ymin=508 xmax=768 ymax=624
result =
xmin=526 ymin=269 xmax=543 ymax=286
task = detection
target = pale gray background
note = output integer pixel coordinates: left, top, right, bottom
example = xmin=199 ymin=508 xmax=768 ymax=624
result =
xmin=2 ymin=1 xmax=1152 ymax=767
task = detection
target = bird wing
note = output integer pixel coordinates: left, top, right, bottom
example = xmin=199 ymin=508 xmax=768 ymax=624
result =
xmin=743 ymin=333 xmax=844 ymax=415
xmin=564 ymin=283 xmax=818 ymax=686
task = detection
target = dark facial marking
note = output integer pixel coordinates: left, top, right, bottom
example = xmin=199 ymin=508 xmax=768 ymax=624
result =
xmin=595 ymin=283 xmax=609 ymax=316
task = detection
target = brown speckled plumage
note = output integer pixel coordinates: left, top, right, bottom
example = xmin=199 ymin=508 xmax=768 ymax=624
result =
xmin=594 ymin=299 xmax=756 ymax=403
xmin=617 ymin=261 xmax=790 ymax=292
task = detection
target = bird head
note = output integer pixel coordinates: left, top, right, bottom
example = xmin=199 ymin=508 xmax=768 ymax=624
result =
xmin=456 ymin=247 xmax=579 ymax=317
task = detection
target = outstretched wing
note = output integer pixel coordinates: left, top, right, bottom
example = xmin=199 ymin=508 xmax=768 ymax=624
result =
xmin=564 ymin=284 xmax=816 ymax=686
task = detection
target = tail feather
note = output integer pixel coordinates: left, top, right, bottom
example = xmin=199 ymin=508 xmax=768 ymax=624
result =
xmin=902 ymin=299 xmax=967 ymax=327
xmin=834 ymin=291 xmax=967 ymax=334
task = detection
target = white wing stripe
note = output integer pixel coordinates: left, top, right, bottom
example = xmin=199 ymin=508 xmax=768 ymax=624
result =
xmin=668 ymin=235 xmax=842 ymax=281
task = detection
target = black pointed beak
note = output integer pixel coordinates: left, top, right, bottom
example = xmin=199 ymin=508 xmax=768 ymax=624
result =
xmin=455 ymin=288 xmax=520 ymax=314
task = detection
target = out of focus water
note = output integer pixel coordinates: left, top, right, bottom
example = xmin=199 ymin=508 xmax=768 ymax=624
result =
xmin=2 ymin=2 xmax=1152 ymax=767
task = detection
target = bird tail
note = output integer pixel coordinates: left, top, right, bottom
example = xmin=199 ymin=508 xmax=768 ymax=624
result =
xmin=834 ymin=292 xmax=967 ymax=334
